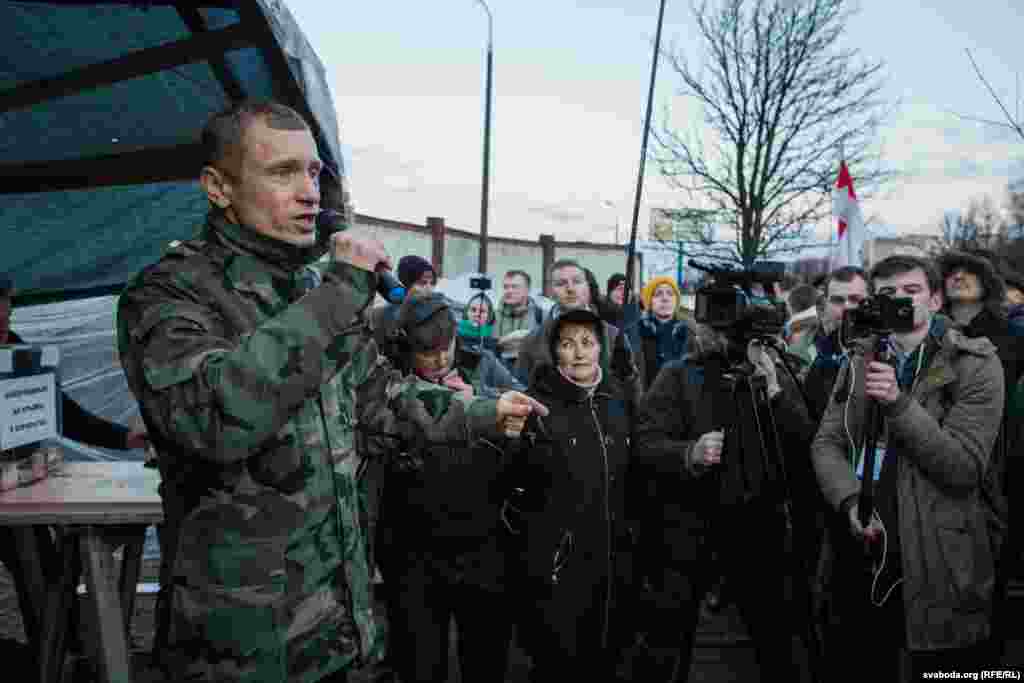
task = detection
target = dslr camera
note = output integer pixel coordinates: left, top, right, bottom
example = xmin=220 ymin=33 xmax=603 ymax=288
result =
xmin=692 ymin=261 xmax=788 ymax=343
xmin=470 ymin=275 xmax=492 ymax=291
xmin=840 ymin=293 xmax=915 ymax=345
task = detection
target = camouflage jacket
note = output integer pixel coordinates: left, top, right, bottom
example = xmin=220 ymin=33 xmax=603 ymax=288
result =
xmin=116 ymin=212 xmax=501 ymax=683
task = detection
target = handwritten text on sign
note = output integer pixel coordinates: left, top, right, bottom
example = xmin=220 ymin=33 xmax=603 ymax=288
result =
xmin=0 ymin=373 xmax=57 ymax=450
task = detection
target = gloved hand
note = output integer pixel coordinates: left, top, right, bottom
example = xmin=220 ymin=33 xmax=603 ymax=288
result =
xmin=688 ymin=429 xmax=724 ymax=474
xmin=747 ymin=339 xmax=781 ymax=399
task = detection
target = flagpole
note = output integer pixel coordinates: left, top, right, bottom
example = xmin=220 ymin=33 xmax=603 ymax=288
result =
xmin=832 ymin=144 xmax=844 ymax=269
xmin=623 ymin=0 xmax=668 ymax=309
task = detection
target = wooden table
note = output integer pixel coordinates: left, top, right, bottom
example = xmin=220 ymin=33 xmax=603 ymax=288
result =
xmin=0 ymin=461 xmax=162 ymax=683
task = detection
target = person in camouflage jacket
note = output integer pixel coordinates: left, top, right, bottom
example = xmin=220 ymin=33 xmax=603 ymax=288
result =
xmin=116 ymin=102 xmax=540 ymax=683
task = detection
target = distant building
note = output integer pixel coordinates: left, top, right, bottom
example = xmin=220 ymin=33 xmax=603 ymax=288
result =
xmin=863 ymin=234 xmax=944 ymax=268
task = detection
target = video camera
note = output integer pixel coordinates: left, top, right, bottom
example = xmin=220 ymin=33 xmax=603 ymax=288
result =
xmin=691 ymin=261 xmax=787 ymax=343
xmin=840 ymin=293 xmax=914 ymax=346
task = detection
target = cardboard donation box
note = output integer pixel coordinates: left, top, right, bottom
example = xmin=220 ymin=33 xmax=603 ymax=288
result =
xmin=0 ymin=345 xmax=62 ymax=491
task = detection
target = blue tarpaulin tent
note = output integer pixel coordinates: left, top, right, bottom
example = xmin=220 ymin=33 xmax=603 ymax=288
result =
xmin=0 ymin=0 xmax=348 ymax=304
xmin=1 ymin=0 xmax=348 ymax=472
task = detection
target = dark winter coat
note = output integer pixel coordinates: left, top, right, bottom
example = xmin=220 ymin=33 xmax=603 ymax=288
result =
xmin=623 ymin=315 xmax=690 ymax=392
xmin=503 ymin=363 xmax=633 ymax=655
xmin=374 ymin=372 xmax=511 ymax=592
xmin=455 ymin=340 xmax=525 ymax=398
xmin=954 ymin=307 xmax=1024 ymax=562
xmin=804 ymin=330 xmax=846 ymax=424
xmin=634 ymin=349 xmax=817 ymax=569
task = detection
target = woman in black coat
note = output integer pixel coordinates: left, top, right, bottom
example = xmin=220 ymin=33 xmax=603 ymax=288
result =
xmin=503 ymin=307 xmax=634 ymax=682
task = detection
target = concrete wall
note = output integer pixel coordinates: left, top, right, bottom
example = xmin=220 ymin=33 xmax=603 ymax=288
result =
xmin=553 ymin=242 xmax=637 ymax=294
xmin=353 ymin=213 xmax=641 ymax=297
xmin=353 ymin=215 xmax=432 ymax=262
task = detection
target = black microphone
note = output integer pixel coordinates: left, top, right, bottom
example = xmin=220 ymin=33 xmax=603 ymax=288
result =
xmin=318 ymin=209 xmax=405 ymax=304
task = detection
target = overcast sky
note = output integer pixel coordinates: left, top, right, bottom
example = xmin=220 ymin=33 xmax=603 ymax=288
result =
xmin=283 ymin=0 xmax=1024 ymax=246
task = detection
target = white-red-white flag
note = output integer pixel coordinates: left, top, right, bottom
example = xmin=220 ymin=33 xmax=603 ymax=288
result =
xmin=832 ymin=160 xmax=864 ymax=268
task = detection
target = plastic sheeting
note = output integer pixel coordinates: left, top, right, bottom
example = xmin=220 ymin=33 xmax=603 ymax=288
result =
xmin=0 ymin=0 xmax=349 ymax=303
xmin=10 ymin=295 xmax=141 ymax=463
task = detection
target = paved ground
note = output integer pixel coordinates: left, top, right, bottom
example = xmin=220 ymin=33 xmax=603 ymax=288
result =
xmin=2 ymin=559 xmax=1022 ymax=682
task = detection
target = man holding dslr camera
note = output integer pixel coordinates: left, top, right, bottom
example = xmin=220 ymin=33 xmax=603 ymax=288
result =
xmin=812 ymin=255 xmax=1003 ymax=679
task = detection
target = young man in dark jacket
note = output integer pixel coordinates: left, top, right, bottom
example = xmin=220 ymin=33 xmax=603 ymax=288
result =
xmin=803 ymin=266 xmax=870 ymax=423
xmin=634 ymin=322 xmax=817 ymax=681
xmin=813 ymin=255 xmax=1004 ymax=679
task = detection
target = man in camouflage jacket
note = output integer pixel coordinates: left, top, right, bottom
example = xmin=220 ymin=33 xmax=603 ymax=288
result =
xmin=117 ymin=102 xmax=540 ymax=683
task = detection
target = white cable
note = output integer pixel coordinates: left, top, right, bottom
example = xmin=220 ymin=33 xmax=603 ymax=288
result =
xmin=843 ymin=352 xmax=858 ymax=462
xmin=869 ymin=509 xmax=903 ymax=607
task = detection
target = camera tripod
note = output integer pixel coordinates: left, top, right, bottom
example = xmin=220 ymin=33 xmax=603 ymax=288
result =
xmin=704 ymin=343 xmax=825 ymax=683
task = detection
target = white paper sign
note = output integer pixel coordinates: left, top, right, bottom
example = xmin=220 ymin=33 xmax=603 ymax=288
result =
xmin=0 ymin=373 xmax=57 ymax=450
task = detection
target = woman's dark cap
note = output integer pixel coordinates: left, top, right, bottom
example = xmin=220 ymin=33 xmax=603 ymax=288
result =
xmin=396 ymin=255 xmax=435 ymax=289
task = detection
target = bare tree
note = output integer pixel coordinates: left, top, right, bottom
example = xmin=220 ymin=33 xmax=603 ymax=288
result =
xmin=939 ymin=211 xmax=979 ymax=251
xmin=952 ymin=49 xmax=1024 ymax=143
xmin=938 ymin=195 xmax=1009 ymax=251
xmin=653 ymin=0 xmax=892 ymax=267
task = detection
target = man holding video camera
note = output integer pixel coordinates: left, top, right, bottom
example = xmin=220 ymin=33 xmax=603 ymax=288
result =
xmin=633 ymin=267 xmax=817 ymax=681
xmin=812 ymin=255 xmax=1003 ymax=679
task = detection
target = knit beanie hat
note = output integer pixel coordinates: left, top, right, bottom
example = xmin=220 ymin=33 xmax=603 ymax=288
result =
xmin=397 ymin=255 xmax=436 ymax=289
xmin=607 ymin=273 xmax=627 ymax=295
xmin=393 ymin=292 xmax=455 ymax=352
xmin=641 ymin=276 xmax=680 ymax=310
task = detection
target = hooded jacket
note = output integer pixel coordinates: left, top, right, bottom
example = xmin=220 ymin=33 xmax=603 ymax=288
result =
xmin=811 ymin=318 xmax=1004 ymax=650
xmin=502 ymin=311 xmax=633 ymax=657
xmin=514 ymin=306 xmax=637 ymax=395
xmin=369 ymin=293 xmax=517 ymax=590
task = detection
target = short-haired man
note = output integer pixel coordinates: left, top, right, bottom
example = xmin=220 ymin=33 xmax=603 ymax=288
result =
xmin=802 ymin=266 xmax=870 ymax=422
xmin=493 ymin=270 xmax=543 ymax=368
xmin=116 ymin=101 xmax=542 ymax=683
xmin=812 ymin=255 xmax=1003 ymax=679
xmin=784 ymin=283 xmax=821 ymax=365
xmin=607 ymin=273 xmax=626 ymax=306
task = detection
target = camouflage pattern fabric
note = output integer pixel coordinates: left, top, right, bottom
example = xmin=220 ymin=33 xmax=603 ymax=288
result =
xmin=117 ymin=212 xmax=500 ymax=683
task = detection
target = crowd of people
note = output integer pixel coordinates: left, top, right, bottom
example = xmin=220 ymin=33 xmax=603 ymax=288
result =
xmin=4 ymin=100 xmax=1023 ymax=682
